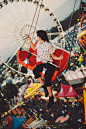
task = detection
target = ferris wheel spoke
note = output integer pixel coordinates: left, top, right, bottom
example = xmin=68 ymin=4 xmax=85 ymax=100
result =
xmin=0 ymin=15 xmax=17 ymax=29
xmin=6 ymin=40 xmax=26 ymax=64
xmin=0 ymin=26 xmax=16 ymax=34
xmin=0 ymin=39 xmax=21 ymax=51
xmin=3 ymin=5 xmax=19 ymax=27
xmin=24 ymin=2 xmax=29 ymax=35
xmin=14 ymin=1 xmax=25 ymax=23
xmin=0 ymin=35 xmax=16 ymax=39
xmin=9 ymin=47 xmax=15 ymax=54
xmin=25 ymin=1 xmax=29 ymax=21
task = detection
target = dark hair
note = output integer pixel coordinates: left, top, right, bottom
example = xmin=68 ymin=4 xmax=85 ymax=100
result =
xmin=37 ymin=30 xmax=49 ymax=42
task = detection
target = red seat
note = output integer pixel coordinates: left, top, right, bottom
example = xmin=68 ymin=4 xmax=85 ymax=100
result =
xmin=17 ymin=43 xmax=70 ymax=81
xmin=51 ymin=48 xmax=70 ymax=81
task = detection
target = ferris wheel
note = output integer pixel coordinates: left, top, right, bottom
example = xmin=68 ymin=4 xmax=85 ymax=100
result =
xmin=0 ymin=0 xmax=65 ymax=77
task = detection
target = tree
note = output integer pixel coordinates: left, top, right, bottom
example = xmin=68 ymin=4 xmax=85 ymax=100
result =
xmin=1 ymin=82 xmax=19 ymax=101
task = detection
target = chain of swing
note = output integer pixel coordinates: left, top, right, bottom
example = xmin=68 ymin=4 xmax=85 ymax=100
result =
xmin=21 ymin=0 xmax=43 ymax=48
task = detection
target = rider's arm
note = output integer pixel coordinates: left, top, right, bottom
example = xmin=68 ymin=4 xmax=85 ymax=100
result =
xmin=29 ymin=40 xmax=37 ymax=51
xmin=27 ymin=35 xmax=37 ymax=51
xmin=51 ymin=53 xmax=63 ymax=60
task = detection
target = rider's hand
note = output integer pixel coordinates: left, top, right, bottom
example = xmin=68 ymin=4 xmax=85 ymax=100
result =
xmin=59 ymin=55 xmax=63 ymax=60
xmin=27 ymin=35 xmax=31 ymax=41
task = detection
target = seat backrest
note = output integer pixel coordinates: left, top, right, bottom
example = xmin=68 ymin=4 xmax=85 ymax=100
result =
xmin=51 ymin=49 xmax=70 ymax=81
xmin=18 ymin=50 xmax=28 ymax=61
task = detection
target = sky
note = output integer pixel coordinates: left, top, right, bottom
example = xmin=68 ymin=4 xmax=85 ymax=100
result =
xmin=0 ymin=0 xmax=84 ymax=62
xmin=42 ymin=0 xmax=80 ymax=21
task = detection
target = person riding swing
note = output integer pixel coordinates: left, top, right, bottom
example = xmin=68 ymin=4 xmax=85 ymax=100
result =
xmin=27 ymin=30 xmax=63 ymax=108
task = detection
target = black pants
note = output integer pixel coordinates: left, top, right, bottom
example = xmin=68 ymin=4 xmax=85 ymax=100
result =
xmin=33 ymin=62 xmax=55 ymax=87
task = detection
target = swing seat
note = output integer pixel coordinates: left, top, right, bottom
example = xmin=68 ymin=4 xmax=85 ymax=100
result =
xmin=17 ymin=43 xmax=70 ymax=81
xmin=51 ymin=48 xmax=70 ymax=81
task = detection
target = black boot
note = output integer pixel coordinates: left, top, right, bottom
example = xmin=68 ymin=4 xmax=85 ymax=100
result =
xmin=42 ymin=85 xmax=49 ymax=97
xmin=47 ymin=96 xmax=54 ymax=108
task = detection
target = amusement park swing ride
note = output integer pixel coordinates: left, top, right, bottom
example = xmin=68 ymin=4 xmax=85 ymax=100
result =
xmin=0 ymin=0 xmax=86 ymax=128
